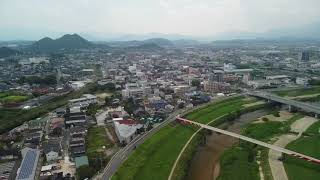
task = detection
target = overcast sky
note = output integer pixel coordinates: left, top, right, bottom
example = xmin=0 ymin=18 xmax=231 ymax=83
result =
xmin=1 ymin=0 xmax=320 ymax=40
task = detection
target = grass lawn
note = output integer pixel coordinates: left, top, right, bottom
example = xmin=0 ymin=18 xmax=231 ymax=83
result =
xmin=112 ymin=96 xmax=260 ymax=180
xmin=305 ymin=121 xmax=320 ymax=135
xmin=1 ymin=95 xmax=29 ymax=103
xmin=218 ymin=121 xmax=284 ymax=180
xmin=284 ymin=121 xmax=320 ymax=180
xmin=274 ymin=86 xmax=320 ymax=97
xmin=243 ymin=121 xmax=285 ymax=141
xmin=217 ymin=147 xmax=260 ymax=180
xmin=86 ymin=126 xmax=113 ymax=157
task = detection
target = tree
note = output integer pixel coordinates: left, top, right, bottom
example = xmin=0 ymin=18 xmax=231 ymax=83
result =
xmin=191 ymin=79 xmax=200 ymax=88
xmin=124 ymin=97 xmax=134 ymax=115
xmin=76 ymin=165 xmax=95 ymax=180
xmin=105 ymin=96 xmax=112 ymax=106
xmin=272 ymin=111 xmax=280 ymax=117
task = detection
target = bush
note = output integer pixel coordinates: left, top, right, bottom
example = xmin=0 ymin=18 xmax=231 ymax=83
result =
xmin=272 ymin=111 xmax=280 ymax=117
xmin=262 ymin=117 xmax=269 ymax=122
xmin=76 ymin=165 xmax=96 ymax=180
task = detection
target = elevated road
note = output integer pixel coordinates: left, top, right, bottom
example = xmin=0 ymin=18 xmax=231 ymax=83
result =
xmin=248 ymin=91 xmax=320 ymax=115
xmin=177 ymin=117 xmax=320 ymax=164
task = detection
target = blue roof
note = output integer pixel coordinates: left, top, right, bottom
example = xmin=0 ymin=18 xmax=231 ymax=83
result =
xmin=75 ymin=156 xmax=89 ymax=168
xmin=16 ymin=149 xmax=40 ymax=180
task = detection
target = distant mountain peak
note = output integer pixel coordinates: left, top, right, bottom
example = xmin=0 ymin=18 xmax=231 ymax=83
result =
xmin=0 ymin=46 xmax=20 ymax=58
xmin=31 ymin=33 xmax=92 ymax=52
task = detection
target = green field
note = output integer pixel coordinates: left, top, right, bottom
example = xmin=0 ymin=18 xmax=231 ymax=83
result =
xmin=85 ymin=126 xmax=114 ymax=176
xmin=217 ymin=146 xmax=260 ymax=180
xmin=0 ymin=91 xmax=31 ymax=104
xmin=284 ymin=121 xmax=320 ymax=180
xmin=274 ymin=86 xmax=320 ymax=97
xmin=112 ymin=96 xmax=262 ymax=180
xmin=1 ymin=95 xmax=29 ymax=103
xmin=86 ymin=126 xmax=113 ymax=157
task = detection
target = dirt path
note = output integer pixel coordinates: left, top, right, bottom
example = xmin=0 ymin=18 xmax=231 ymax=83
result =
xmin=105 ymin=127 xmax=116 ymax=143
xmin=269 ymin=116 xmax=318 ymax=180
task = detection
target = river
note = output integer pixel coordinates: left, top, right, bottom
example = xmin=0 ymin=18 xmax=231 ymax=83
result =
xmin=186 ymin=110 xmax=268 ymax=180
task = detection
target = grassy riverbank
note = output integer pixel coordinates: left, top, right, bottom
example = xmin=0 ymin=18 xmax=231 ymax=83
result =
xmin=112 ymin=96 xmax=263 ymax=180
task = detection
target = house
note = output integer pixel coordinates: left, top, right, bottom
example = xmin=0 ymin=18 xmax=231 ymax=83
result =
xmin=42 ymin=139 xmax=62 ymax=162
xmin=0 ymin=161 xmax=16 ymax=180
xmin=70 ymin=127 xmax=87 ymax=137
xmin=64 ymin=107 xmax=86 ymax=128
xmin=70 ymin=146 xmax=86 ymax=157
xmin=24 ymin=132 xmax=42 ymax=146
xmin=70 ymin=138 xmax=85 ymax=148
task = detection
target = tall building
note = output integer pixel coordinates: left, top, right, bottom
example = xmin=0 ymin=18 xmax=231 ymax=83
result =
xmin=210 ymin=70 xmax=224 ymax=82
xmin=301 ymin=51 xmax=310 ymax=61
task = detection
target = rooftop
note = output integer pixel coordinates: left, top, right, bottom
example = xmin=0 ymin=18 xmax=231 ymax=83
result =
xmin=16 ymin=148 xmax=40 ymax=180
xmin=75 ymin=156 xmax=89 ymax=168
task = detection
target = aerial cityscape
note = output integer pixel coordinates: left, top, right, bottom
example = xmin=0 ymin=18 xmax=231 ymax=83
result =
xmin=0 ymin=0 xmax=320 ymax=180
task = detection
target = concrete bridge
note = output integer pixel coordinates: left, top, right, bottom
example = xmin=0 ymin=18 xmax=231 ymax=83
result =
xmin=248 ymin=91 xmax=320 ymax=118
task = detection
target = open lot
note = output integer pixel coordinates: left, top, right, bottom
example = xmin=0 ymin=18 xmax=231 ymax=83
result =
xmin=86 ymin=126 xmax=114 ymax=158
xmin=112 ymin=96 xmax=261 ymax=180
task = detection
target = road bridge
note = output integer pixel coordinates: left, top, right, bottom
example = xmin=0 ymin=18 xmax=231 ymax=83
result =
xmin=248 ymin=91 xmax=320 ymax=117
xmin=176 ymin=117 xmax=320 ymax=164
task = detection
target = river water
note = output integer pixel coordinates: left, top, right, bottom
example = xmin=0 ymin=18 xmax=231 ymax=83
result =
xmin=186 ymin=110 xmax=268 ymax=180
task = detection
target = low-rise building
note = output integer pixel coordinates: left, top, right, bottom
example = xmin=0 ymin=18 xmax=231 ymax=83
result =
xmin=16 ymin=148 xmax=41 ymax=180
xmin=69 ymin=94 xmax=97 ymax=107
xmin=43 ymin=139 xmax=62 ymax=162
xmin=113 ymin=119 xmax=143 ymax=144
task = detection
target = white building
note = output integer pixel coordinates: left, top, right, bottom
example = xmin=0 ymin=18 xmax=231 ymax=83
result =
xmin=296 ymin=77 xmax=309 ymax=86
xmin=113 ymin=119 xmax=143 ymax=144
xmin=69 ymin=94 xmax=97 ymax=107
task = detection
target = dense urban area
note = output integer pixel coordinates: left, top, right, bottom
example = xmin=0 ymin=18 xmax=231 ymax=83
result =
xmin=0 ymin=34 xmax=320 ymax=180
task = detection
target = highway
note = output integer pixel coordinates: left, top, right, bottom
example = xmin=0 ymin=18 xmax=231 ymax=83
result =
xmin=248 ymin=91 xmax=320 ymax=115
xmin=177 ymin=117 xmax=320 ymax=164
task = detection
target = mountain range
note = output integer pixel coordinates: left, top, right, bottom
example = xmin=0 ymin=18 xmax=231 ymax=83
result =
xmin=0 ymin=47 xmax=20 ymax=58
xmin=31 ymin=34 xmax=92 ymax=52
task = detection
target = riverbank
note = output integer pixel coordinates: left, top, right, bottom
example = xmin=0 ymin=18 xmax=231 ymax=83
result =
xmin=187 ymin=110 xmax=268 ymax=180
xmin=112 ymin=96 xmax=262 ymax=180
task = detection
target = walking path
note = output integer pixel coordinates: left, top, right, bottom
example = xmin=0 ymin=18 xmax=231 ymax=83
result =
xmin=268 ymin=116 xmax=318 ymax=180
